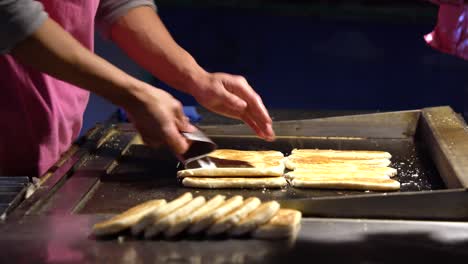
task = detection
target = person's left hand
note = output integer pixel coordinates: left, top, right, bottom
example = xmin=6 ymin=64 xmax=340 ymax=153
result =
xmin=190 ymin=72 xmax=275 ymax=141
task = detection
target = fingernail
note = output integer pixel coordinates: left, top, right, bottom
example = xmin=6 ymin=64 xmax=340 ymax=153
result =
xmin=267 ymin=124 xmax=275 ymax=138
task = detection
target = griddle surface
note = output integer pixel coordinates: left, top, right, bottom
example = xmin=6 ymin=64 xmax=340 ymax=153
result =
xmin=78 ymin=137 xmax=444 ymax=214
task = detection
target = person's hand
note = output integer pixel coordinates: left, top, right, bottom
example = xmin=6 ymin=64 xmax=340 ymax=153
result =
xmin=191 ymin=72 xmax=275 ymax=141
xmin=123 ymin=83 xmax=196 ymax=155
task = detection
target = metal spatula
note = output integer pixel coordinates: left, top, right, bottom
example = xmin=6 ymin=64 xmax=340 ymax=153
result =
xmin=179 ymin=128 xmax=217 ymax=169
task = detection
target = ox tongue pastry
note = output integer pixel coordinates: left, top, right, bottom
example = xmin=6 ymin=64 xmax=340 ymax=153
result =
xmin=92 ymin=193 xmax=302 ymax=240
xmin=178 ymin=149 xmax=285 ymax=178
xmin=253 ymin=209 xmax=302 ymax=239
xmin=144 ymin=196 xmax=206 ymax=238
xmin=92 ymin=199 xmax=166 ymax=237
xmin=206 ymin=197 xmax=262 ymax=236
xmin=177 ymin=148 xmax=399 ymax=191
xmin=286 ymin=148 xmax=400 ymax=191
xmin=165 ymin=194 xmax=227 ymax=238
xmin=131 ymin=192 xmax=193 ymax=236
xmin=178 ymin=149 xmax=286 ymax=189
xmin=181 ymin=177 xmax=288 ymax=189
xmin=230 ymin=201 xmax=281 ymax=236
xmin=285 ymin=148 xmax=393 ymax=170
xmin=188 ymin=195 xmax=244 ymax=234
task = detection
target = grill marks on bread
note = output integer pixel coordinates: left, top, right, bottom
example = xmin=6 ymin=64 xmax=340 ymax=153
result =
xmin=286 ymin=148 xmax=400 ymax=191
xmin=177 ymin=149 xmax=285 ymax=178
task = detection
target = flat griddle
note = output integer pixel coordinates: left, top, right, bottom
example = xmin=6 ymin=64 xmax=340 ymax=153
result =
xmin=10 ymin=106 xmax=468 ymax=221
xmin=77 ymin=136 xmax=440 ymax=209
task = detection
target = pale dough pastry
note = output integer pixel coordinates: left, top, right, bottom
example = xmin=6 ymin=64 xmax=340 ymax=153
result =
xmin=188 ymin=195 xmax=244 ymax=234
xmin=92 ymin=199 xmax=166 ymax=237
xmin=206 ymin=197 xmax=261 ymax=236
xmin=285 ymin=165 xmax=397 ymax=177
xmin=230 ymin=201 xmax=280 ymax=236
xmin=182 ymin=177 xmax=288 ymax=189
xmin=165 ymin=194 xmax=226 ymax=237
xmin=131 ymin=192 xmax=192 ymax=236
xmin=290 ymin=176 xmax=400 ymax=191
xmin=285 ymin=170 xmax=391 ymax=180
xmin=252 ymin=209 xmax=302 ymax=239
xmin=145 ymin=196 xmax=206 ymax=238
xmin=285 ymin=157 xmax=391 ymax=170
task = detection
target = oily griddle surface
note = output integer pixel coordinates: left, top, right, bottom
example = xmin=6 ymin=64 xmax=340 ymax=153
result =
xmin=78 ymin=137 xmax=444 ymax=214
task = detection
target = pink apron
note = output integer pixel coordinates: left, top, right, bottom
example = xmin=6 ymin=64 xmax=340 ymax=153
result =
xmin=0 ymin=0 xmax=99 ymax=176
xmin=425 ymin=2 xmax=468 ymax=60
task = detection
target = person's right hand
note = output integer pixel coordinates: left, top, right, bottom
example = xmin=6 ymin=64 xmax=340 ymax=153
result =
xmin=123 ymin=83 xmax=196 ymax=155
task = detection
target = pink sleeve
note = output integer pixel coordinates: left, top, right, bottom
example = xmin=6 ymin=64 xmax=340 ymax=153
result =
xmin=424 ymin=3 xmax=468 ymax=60
xmin=427 ymin=0 xmax=464 ymax=4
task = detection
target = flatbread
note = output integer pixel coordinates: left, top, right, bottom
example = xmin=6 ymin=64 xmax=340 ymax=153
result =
xmin=252 ymin=209 xmax=302 ymax=239
xmin=290 ymin=176 xmax=400 ymax=191
xmin=131 ymin=192 xmax=192 ymax=236
xmin=285 ymin=165 xmax=397 ymax=177
xmin=230 ymin=201 xmax=280 ymax=236
xmin=290 ymin=148 xmax=392 ymax=159
xmin=285 ymin=157 xmax=391 ymax=170
xmin=145 ymin=196 xmax=206 ymax=238
xmin=177 ymin=149 xmax=285 ymax=177
xmin=285 ymin=170 xmax=391 ymax=180
xmin=188 ymin=195 xmax=244 ymax=234
xmin=182 ymin=177 xmax=288 ymax=189
xmin=206 ymin=197 xmax=261 ymax=236
xmin=165 ymin=195 xmax=226 ymax=237
xmin=92 ymin=199 xmax=166 ymax=237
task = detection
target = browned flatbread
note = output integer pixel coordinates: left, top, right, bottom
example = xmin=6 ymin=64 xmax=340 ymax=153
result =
xmin=286 ymin=148 xmax=392 ymax=170
xmin=290 ymin=149 xmax=392 ymax=159
xmin=286 ymin=148 xmax=399 ymax=191
xmin=252 ymin=209 xmax=302 ymax=239
xmin=182 ymin=177 xmax=288 ymax=189
xmin=177 ymin=149 xmax=285 ymax=177
xmin=285 ymin=156 xmax=391 ymax=170
xmin=92 ymin=199 xmax=166 ymax=236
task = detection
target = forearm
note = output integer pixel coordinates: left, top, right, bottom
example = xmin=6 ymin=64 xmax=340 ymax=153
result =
xmin=11 ymin=18 xmax=146 ymax=108
xmin=109 ymin=6 xmax=206 ymax=93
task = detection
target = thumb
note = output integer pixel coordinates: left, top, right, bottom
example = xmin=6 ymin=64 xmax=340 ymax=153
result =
xmin=162 ymin=124 xmax=191 ymax=155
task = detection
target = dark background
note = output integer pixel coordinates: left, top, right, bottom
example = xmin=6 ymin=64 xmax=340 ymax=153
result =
xmin=83 ymin=0 xmax=468 ymax=134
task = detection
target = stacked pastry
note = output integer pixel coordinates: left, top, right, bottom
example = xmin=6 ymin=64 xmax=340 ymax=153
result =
xmin=285 ymin=149 xmax=400 ymax=191
xmin=92 ymin=192 xmax=302 ymax=240
xmin=177 ymin=149 xmax=288 ymax=189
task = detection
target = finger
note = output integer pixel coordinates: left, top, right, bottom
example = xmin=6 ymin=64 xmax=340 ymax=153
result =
xmin=224 ymin=77 xmax=275 ymax=139
xmin=177 ymin=119 xmax=197 ymax=133
xmin=263 ymin=122 xmax=275 ymax=141
xmin=175 ymin=105 xmax=197 ymax=133
xmin=162 ymin=123 xmax=191 ymax=155
xmin=242 ymin=113 xmax=266 ymax=139
xmin=224 ymin=76 xmax=273 ymax=126
xmin=242 ymin=108 xmax=275 ymax=141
